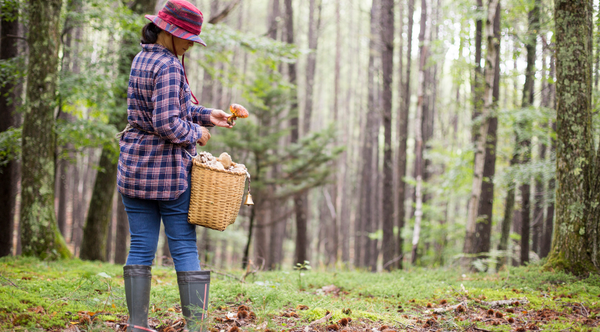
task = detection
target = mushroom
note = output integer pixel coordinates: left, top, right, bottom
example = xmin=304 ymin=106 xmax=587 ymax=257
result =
xmin=227 ymin=104 xmax=249 ymax=125
xmin=217 ymin=152 xmax=233 ymax=169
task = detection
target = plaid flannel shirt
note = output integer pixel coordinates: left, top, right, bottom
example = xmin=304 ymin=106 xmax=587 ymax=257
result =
xmin=117 ymin=43 xmax=213 ymax=200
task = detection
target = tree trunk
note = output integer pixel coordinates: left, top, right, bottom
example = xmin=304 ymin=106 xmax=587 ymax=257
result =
xmin=396 ymin=0 xmax=414 ymax=269
xmin=360 ymin=0 xmax=380 ymax=270
xmin=304 ymin=0 xmax=325 ymax=264
xmin=79 ymin=0 xmax=155 ymax=262
xmin=253 ymin=198 xmax=270 ymax=267
xmin=464 ymin=0 xmax=500 ymax=268
xmin=80 ymin=151 xmax=117 ymax=261
xmin=411 ymin=0 xmax=429 ymax=265
xmin=545 ymin=0 xmax=599 ymax=275
xmin=473 ymin=1 xmax=501 ymax=261
xmin=267 ymin=203 xmax=287 ymax=269
xmin=463 ymin=0 xmax=485 ymax=258
xmin=519 ymin=0 xmax=539 ymax=266
xmin=331 ymin=0 xmax=341 ymax=267
xmin=0 ymin=1 xmax=21 ymax=257
xmin=304 ymin=0 xmax=321 ymax=136
xmin=380 ymin=0 xmax=395 ymax=271
xmin=540 ymin=56 xmax=555 ymax=260
xmin=114 ymin=194 xmax=128 ymax=264
xmin=56 ymin=0 xmax=83 ymax=240
xmin=265 ymin=0 xmax=286 ymax=271
xmin=284 ymin=0 xmax=309 ymax=267
xmin=20 ymin=0 xmax=70 ymax=259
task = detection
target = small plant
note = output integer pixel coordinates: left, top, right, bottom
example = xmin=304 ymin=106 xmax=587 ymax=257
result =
xmin=294 ymin=260 xmax=311 ymax=290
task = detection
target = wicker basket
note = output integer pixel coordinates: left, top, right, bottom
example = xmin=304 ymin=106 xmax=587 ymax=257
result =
xmin=188 ymin=158 xmax=247 ymax=231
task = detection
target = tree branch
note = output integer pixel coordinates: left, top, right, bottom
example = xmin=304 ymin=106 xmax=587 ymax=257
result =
xmin=208 ymin=0 xmax=242 ymax=24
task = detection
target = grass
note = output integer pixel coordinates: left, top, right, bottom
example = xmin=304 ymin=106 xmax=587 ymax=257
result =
xmin=0 ymin=256 xmax=599 ymax=331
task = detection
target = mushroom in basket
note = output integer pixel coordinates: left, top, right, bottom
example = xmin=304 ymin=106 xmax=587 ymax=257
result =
xmin=227 ymin=104 xmax=249 ymax=125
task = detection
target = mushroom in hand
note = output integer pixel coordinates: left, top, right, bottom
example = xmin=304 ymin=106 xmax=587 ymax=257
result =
xmin=227 ymin=104 xmax=249 ymax=125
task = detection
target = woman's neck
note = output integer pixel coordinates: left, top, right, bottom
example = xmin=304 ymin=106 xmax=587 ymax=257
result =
xmin=156 ymin=32 xmax=175 ymax=55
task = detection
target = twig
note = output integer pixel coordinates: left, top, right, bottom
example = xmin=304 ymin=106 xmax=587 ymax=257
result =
xmin=473 ymin=327 xmax=491 ymax=332
xmin=482 ymin=298 xmax=529 ymax=308
xmin=573 ymin=302 xmax=589 ymax=317
xmin=429 ymin=301 xmax=467 ymax=314
xmin=1 ymin=34 xmax=27 ymax=41
xmin=0 ymin=273 xmax=19 ymax=288
xmin=241 ymin=259 xmax=261 ymax=282
xmin=304 ymin=312 xmax=332 ymax=332
xmin=393 ymin=320 xmax=415 ymax=329
xmin=207 ymin=269 xmax=245 ymax=283
xmin=382 ymin=255 xmax=404 ymax=270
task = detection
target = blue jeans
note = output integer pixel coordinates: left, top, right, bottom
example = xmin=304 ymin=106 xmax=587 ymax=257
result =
xmin=122 ymin=180 xmax=200 ymax=272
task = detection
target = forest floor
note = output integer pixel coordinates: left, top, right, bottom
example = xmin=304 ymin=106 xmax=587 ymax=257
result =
xmin=0 ymin=257 xmax=599 ymax=332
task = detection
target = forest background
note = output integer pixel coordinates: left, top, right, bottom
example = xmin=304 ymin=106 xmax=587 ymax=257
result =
xmin=1 ymin=0 xmax=599 ymax=276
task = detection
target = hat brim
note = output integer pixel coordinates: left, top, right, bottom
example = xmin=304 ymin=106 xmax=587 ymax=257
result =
xmin=146 ymin=15 xmax=207 ymax=46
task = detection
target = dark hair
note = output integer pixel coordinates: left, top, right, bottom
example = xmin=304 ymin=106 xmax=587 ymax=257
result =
xmin=141 ymin=23 xmax=162 ymax=44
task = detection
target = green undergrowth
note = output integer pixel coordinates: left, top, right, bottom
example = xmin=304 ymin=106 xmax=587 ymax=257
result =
xmin=1 ymin=256 xmax=599 ymax=331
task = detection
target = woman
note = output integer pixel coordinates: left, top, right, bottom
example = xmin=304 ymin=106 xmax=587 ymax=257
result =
xmin=117 ymin=1 xmax=231 ymax=331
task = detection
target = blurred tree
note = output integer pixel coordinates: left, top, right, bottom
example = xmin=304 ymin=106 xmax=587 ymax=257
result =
xmin=380 ymin=0 xmax=395 ymax=271
xmin=412 ymin=0 xmax=430 ymax=265
xmin=20 ymin=0 xmax=71 ymax=259
xmin=473 ymin=0 xmax=501 ymax=266
xmin=396 ymin=0 xmax=415 ymax=270
xmin=463 ymin=0 xmax=484 ymax=262
xmin=518 ymin=0 xmax=540 ymax=266
xmin=0 ymin=0 xmax=22 ymax=257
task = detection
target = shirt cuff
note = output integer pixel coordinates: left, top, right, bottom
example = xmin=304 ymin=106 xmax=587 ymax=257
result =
xmin=192 ymin=105 xmax=215 ymax=127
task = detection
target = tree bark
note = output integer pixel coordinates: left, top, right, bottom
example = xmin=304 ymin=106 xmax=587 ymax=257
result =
xmin=55 ymin=0 xmax=83 ymax=240
xmin=411 ymin=0 xmax=429 ymax=265
xmin=284 ymin=0 xmax=309 ymax=266
xmin=20 ymin=0 xmax=71 ymax=259
xmin=359 ymin=0 xmax=380 ymax=269
xmin=464 ymin=0 xmax=500 ymax=267
xmin=396 ymin=0 xmax=414 ymax=269
xmin=79 ymin=0 xmax=155 ymax=262
xmin=463 ymin=0 xmax=485 ymax=258
xmin=0 ymin=1 xmax=21 ymax=257
xmin=545 ymin=0 xmax=599 ymax=275
xmin=253 ymin=198 xmax=270 ymax=267
xmin=540 ymin=55 xmax=555 ymax=260
xmin=304 ymin=0 xmax=321 ymax=136
xmin=380 ymin=0 xmax=394 ymax=271
xmin=474 ymin=1 xmax=501 ymax=260
xmin=463 ymin=0 xmax=484 ymax=255
xmin=265 ymin=0 xmax=286 ymax=271
xmin=114 ymin=194 xmax=128 ymax=264
xmin=519 ymin=0 xmax=539 ymax=266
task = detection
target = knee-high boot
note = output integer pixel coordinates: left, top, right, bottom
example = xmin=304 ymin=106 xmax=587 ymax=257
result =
xmin=177 ymin=270 xmax=210 ymax=331
xmin=123 ymin=265 xmax=152 ymax=332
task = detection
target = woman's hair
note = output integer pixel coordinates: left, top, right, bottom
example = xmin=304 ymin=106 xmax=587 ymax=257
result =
xmin=141 ymin=23 xmax=162 ymax=44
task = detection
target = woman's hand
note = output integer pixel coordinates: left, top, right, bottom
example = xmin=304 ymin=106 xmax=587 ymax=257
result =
xmin=197 ymin=127 xmax=211 ymax=146
xmin=210 ymin=109 xmax=234 ymax=128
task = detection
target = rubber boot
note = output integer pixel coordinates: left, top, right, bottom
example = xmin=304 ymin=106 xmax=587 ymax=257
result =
xmin=177 ymin=270 xmax=210 ymax=331
xmin=123 ymin=265 xmax=152 ymax=332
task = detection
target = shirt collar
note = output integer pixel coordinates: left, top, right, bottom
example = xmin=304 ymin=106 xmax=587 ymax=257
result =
xmin=141 ymin=43 xmax=175 ymax=56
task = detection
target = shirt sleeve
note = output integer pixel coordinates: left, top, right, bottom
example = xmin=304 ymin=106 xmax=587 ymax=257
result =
xmin=151 ymin=63 xmax=203 ymax=145
xmin=191 ymin=105 xmax=215 ymax=127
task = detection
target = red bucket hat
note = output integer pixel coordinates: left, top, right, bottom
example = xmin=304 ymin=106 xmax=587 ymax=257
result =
xmin=146 ymin=0 xmax=206 ymax=46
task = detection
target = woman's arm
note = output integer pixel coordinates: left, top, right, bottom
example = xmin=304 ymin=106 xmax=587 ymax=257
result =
xmin=151 ymin=63 xmax=204 ymax=145
xmin=190 ymin=105 xmax=215 ymax=127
